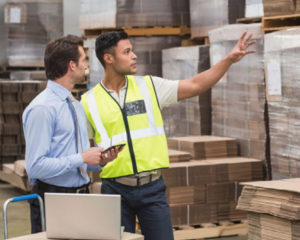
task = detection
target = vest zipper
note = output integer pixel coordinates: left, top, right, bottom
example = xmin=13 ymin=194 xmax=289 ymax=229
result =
xmin=99 ymin=80 xmax=138 ymax=174
xmin=121 ymin=108 xmax=138 ymax=174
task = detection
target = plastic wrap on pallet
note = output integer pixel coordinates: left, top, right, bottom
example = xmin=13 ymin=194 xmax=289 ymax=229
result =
xmin=162 ymin=45 xmax=211 ymax=137
xmin=84 ymin=37 xmax=105 ymax=88
xmin=264 ymin=29 xmax=300 ymax=179
xmin=190 ymin=0 xmax=245 ymax=38
xmin=86 ymin=35 xmax=183 ymax=87
xmin=79 ymin=0 xmax=190 ymax=29
xmin=63 ymin=0 xmax=82 ymax=36
xmin=262 ymin=0 xmax=295 ymax=16
xmin=245 ymin=0 xmax=264 ymax=18
xmin=5 ymin=0 xmax=63 ymax=67
xmin=209 ymin=24 xmax=266 ymax=161
xmin=0 ymin=0 xmax=8 ymax=66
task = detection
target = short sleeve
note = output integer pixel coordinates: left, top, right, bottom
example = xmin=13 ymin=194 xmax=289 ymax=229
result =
xmin=151 ymin=76 xmax=179 ymax=109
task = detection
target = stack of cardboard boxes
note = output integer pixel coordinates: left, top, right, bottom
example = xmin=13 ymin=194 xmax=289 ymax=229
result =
xmin=0 ymin=80 xmax=46 ymax=170
xmin=237 ymin=178 xmax=300 ymax=239
xmin=163 ymin=135 xmax=264 ymax=226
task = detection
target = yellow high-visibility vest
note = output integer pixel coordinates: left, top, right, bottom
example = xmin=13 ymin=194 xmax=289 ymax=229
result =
xmin=81 ymin=75 xmax=169 ymax=178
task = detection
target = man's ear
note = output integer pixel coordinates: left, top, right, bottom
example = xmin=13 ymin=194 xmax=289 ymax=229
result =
xmin=69 ymin=60 xmax=76 ymax=71
xmin=103 ymin=53 xmax=113 ymax=65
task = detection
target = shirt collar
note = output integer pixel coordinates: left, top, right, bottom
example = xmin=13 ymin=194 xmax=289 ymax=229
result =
xmin=47 ymin=80 xmax=71 ymax=101
xmin=100 ymin=79 xmax=128 ymax=93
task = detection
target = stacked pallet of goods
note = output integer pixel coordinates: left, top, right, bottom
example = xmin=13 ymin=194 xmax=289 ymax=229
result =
xmin=164 ymin=135 xmax=264 ymax=228
xmin=190 ymin=0 xmax=245 ymax=39
xmin=264 ymin=29 xmax=300 ymax=179
xmin=208 ymin=23 xmax=269 ymax=176
xmin=4 ymin=0 xmax=63 ymax=67
xmin=162 ymin=45 xmax=211 ymax=137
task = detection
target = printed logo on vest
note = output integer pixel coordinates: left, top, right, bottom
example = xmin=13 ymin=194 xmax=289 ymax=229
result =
xmin=125 ymin=100 xmax=146 ymax=116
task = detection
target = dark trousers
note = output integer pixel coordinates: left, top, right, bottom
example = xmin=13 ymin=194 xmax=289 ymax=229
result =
xmin=29 ymin=180 xmax=89 ymax=233
xmin=101 ymin=177 xmax=174 ymax=240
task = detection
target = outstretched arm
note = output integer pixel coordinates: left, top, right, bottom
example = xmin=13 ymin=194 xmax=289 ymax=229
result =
xmin=178 ymin=31 xmax=256 ymax=101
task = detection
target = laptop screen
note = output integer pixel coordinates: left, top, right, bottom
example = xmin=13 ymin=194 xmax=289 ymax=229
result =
xmin=45 ymin=193 xmax=121 ymax=240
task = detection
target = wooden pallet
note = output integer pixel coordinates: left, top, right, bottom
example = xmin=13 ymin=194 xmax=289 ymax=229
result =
xmin=236 ymin=17 xmax=262 ymax=24
xmin=0 ymin=66 xmax=45 ymax=72
xmin=84 ymin=26 xmax=190 ymax=37
xmin=173 ymin=220 xmax=247 ymax=240
xmin=181 ymin=37 xmax=209 ymax=46
xmin=262 ymin=14 xmax=300 ymax=32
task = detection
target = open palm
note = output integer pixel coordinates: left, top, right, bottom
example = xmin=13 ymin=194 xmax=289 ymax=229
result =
xmin=229 ymin=31 xmax=256 ymax=63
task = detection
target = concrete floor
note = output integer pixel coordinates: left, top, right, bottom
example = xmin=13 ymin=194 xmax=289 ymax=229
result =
xmin=0 ymin=181 xmax=247 ymax=240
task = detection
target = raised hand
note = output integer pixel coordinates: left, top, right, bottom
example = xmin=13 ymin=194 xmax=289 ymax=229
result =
xmin=228 ymin=31 xmax=257 ymax=63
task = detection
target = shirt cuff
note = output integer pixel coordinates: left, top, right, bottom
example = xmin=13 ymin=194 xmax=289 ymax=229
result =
xmin=87 ymin=165 xmax=102 ymax=171
xmin=73 ymin=153 xmax=85 ymax=168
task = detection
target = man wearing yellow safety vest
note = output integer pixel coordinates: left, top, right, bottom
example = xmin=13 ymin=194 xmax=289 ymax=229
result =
xmin=81 ymin=31 xmax=256 ymax=240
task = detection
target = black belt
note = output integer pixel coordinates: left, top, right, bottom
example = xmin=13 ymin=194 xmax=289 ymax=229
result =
xmin=36 ymin=180 xmax=89 ymax=194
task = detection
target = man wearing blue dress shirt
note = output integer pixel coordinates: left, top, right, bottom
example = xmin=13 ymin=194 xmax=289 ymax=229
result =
xmin=22 ymin=35 xmax=120 ymax=233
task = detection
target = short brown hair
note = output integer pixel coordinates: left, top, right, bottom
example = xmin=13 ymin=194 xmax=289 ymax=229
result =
xmin=44 ymin=35 xmax=83 ymax=80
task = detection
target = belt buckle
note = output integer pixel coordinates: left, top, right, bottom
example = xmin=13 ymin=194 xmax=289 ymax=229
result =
xmin=138 ymin=175 xmax=152 ymax=187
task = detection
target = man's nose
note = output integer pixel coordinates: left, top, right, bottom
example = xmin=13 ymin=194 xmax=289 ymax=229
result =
xmin=132 ymin=52 xmax=137 ymax=60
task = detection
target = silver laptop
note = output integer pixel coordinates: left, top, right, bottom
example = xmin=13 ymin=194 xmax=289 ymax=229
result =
xmin=45 ymin=193 xmax=121 ymax=240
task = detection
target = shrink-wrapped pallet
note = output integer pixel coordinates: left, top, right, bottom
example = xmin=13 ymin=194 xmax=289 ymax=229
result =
xmin=264 ymin=29 xmax=300 ymax=179
xmin=209 ymin=24 xmax=267 ymax=162
xmin=80 ymin=0 xmax=190 ymax=29
xmin=4 ymin=0 xmax=63 ymax=67
xmin=86 ymin=35 xmax=183 ymax=87
xmin=162 ymin=45 xmax=211 ymax=137
xmin=63 ymin=0 xmax=82 ymax=36
xmin=84 ymin=37 xmax=105 ymax=88
xmin=190 ymin=0 xmax=245 ymax=38
xmin=245 ymin=0 xmax=264 ymax=18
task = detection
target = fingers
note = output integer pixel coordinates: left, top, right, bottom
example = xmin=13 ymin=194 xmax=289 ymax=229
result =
xmin=239 ymin=31 xmax=248 ymax=43
xmin=100 ymin=148 xmax=117 ymax=164
xmin=245 ymin=50 xmax=256 ymax=55
xmin=244 ymin=32 xmax=253 ymax=42
xmin=247 ymin=40 xmax=256 ymax=47
xmin=109 ymin=148 xmax=118 ymax=159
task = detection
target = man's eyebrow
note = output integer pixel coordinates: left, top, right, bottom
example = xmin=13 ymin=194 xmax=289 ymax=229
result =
xmin=123 ymin=47 xmax=131 ymax=52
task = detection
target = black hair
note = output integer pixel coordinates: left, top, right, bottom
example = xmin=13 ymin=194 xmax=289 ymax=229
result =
xmin=95 ymin=31 xmax=128 ymax=67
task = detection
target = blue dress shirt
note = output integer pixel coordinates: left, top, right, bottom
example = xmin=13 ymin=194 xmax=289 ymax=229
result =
xmin=23 ymin=80 xmax=100 ymax=187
